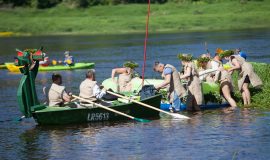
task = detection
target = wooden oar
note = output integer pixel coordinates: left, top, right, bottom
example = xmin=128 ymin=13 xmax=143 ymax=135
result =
xmin=106 ymin=91 xmax=190 ymax=119
xmin=72 ymin=95 xmax=150 ymax=122
xmin=199 ymin=68 xmax=218 ymax=76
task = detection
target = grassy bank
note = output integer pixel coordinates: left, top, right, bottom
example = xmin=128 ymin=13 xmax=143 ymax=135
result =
xmin=0 ymin=1 xmax=270 ymax=36
xmin=232 ymin=63 xmax=270 ymax=110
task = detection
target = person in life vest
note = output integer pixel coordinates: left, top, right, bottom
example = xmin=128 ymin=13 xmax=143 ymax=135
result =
xmin=178 ymin=54 xmax=203 ymax=112
xmin=153 ymin=61 xmax=186 ymax=112
xmin=39 ymin=53 xmax=49 ymax=67
xmin=64 ymin=51 xmax=74 ymax=66
xmin=111 ymin=61 xmax=139 ymax=92
xmin=79 ymin=69 xmax=107 ymax=103
xmin=48 ymin=74 xmax=72 ymax=106
xmin=220 ymin=50 xmax=263 ymax=106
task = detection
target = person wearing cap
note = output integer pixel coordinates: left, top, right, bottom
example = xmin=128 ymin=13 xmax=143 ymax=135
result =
xmin=178 ymin=54 xmax=203 ymax=112
xmin=39 ymin=53 xmax=49 ymax=67
xmin=79 ymin=69 xmax=107 ymax=103
xmin=64 ymin=51 xmax=74 ymax=66
xmin=48 ymin=74 xmax=71 ymax=106
xmin=220 ymin=50 xmax=262 ymax=106
xmin=111 ymin=61 xmax=138 ymax=92
xmin=235 ymin=48 xmax=247 ymax=60
xmin=153 ymin=61 xmax=186 ymax=112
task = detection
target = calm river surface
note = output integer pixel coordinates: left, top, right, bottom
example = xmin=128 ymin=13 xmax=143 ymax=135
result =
xmin=0 ymin=29 xmax=270 ymax=160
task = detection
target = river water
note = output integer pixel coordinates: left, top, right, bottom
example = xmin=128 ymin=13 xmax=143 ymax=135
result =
xmin=0 ymin=29 xmax=270 ymax=160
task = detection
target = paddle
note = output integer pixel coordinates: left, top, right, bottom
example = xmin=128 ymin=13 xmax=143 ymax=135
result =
xmin=106 ymin=91 xmax=190 ymax=119
xmin=72 ymin=95 xmax=151 ymax=123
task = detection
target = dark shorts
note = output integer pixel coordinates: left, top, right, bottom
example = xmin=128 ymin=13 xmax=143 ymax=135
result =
xmin=244 ymin=75 xmax=250 ymax=83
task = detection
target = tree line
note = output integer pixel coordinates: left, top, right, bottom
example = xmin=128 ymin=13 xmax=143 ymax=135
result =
xmin=0 ymin=0 xmax=262 ymax=9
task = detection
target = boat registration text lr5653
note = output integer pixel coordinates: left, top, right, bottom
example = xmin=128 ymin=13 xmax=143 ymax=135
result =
xmin=87 ymin=112 xmax=110 ymax=121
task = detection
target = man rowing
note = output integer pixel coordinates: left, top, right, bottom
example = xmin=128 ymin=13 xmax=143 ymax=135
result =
xmin=48 ymin=73 xmax=71 ymax=106
xmin=79 ymin=69 xmax=107 ymax=102
xmin=153 ymin=61 xmax=186 ymax=112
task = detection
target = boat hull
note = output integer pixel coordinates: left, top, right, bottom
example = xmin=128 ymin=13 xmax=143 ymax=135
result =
xmin=5 ymin=62 xmax=95 ymax=72
xmin=33 ymin=94 xmax=162 ymax=125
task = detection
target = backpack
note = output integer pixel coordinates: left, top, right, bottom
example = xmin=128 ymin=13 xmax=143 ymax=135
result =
xmin=139 ymin=85 xmax=157 ymax=100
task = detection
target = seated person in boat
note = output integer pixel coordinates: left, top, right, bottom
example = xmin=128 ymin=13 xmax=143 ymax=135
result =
xmin=111 ymin=61 xmax=138 ymax=92
xmin=153 ymin=61 xmax=186 ymax=112
xmin=202 ymin=50 xmax=238 ymax=111
xmin=48 ymin=73 xmax=71 ymax=106
xmin=220 ymin=50 xmax=262 ymax=106
xmin=63 ymin=51 xmax=74 ymax=66
xmin=39 ymin=53 xmax=49 ymax=67
xmin=178 ymin=54 xmax=203 ymax=112
xmin=79 ymin=69 xmax=107 ymax=102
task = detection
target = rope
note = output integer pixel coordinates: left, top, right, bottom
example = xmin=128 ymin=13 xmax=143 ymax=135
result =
xmin=141 ymin=0 xmax=151 ymax=86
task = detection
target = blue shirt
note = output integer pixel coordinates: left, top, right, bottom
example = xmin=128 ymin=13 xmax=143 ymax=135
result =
xmin=164 ymin=67 xmax=173 ymax=75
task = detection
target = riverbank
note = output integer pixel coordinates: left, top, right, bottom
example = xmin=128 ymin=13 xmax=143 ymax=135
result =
xmin=0 ymin=1 xmax=270 ymax=36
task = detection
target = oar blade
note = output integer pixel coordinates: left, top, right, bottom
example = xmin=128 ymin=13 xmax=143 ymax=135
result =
xmin=170 ymin=113 xmax=190 ymax=119
xmin=134 ymin=118 xmax=151 ymax=123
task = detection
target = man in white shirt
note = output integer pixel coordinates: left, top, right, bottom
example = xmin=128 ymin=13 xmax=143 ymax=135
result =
xmin=79 ymin=69 xmax=106 ymax=102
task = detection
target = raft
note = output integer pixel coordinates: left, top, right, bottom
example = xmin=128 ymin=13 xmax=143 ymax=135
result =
xmin=102 ymin=78 xmax=228 ymax=111
xmin=102 ymin=77 xmax=220 ymax=94
xmin=5 ymin=62 xmax=95 ymax=72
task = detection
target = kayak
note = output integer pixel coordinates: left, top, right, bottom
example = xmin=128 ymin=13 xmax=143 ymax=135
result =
xmin=5 ymin=62 xmax=95 ymax=72
xmin=0 ymin=64 xmax=6 ymax=69
xmin=102 ymin=77 xmax=228 ymax=111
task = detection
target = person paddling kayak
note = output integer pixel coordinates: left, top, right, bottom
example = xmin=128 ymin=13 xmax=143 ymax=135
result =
xmin=39 ymin=53 xmax=49 ymax=67
xmin=63 ymin=51 xmax=74 ymax=66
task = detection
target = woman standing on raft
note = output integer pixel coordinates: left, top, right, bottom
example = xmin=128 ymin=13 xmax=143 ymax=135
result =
xmin=178 ymin=54 xmax=203 ymax=112
xmin=220 ymin=50 xmax=263 ymax=106
xmin=111 ymin=61 xmax=138 ymax=92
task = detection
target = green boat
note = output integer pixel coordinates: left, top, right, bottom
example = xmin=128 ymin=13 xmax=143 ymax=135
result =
xmin=16 ymin=49 xmax=162 ymax=125
xmin=6 ymin=62 xmax=95 ymax=72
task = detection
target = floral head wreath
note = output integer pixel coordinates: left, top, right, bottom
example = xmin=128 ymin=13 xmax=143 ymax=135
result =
xmin=123 ymin=61 xmax=139 ymax=69
xmin=197 ymin=57 xmax=211 ymax=67
xmin=219 ymin=50 xmax=234 ymax=58
xmin=177 ymin=53 xmax=193 ymax=62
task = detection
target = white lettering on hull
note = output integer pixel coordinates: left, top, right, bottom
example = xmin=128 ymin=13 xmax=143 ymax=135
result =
xmin=87 ymin=112 xmax=110 ymax=121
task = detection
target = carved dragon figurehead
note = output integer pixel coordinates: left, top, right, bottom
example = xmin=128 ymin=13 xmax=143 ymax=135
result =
xmin=15 ymin=48 xmax=45 ymax=118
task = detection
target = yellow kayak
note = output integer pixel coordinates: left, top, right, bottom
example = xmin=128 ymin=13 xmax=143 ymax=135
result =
xmin=5 ymin=62 xmax=95 ymax=73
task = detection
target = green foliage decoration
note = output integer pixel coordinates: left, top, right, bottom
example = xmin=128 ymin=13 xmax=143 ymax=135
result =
xmin=197 ymin=57 xmax=211 ymax=68
xmin=177 ymin=53 xmax=193 ymax=62
xmin=123 ymin=61 xmax=139 ymax=69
